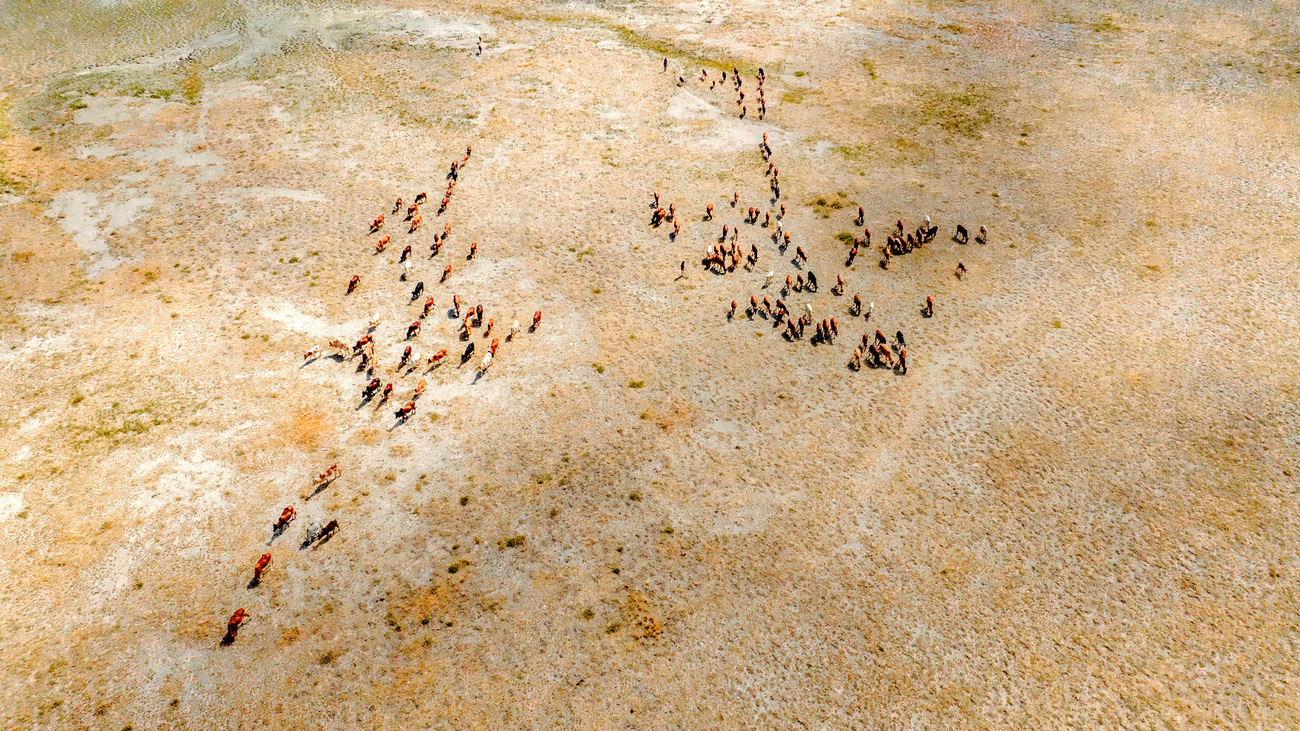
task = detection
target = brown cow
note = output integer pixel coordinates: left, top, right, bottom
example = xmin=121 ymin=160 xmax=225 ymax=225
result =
xmin=371 ymin=214 xmax=384 ymax=233
xmin=441 ymin=264 xmax=452 ymax=283
xmin=224 ymin=608 xmax=248 ymax=642
xmin=532 ymin=310 xmax=542 ymax=330
xmin=375 ymin=235 xmax=390 ymax=253
xmin=252 ymin=553 xmax=271 ymax=584
xmin=427 ymin=349 xmax=448 ymax=366
xmin=274 ymin=506 xmax=295 ymax=532
xmin=347 ymin=275 xmax=360 ymax=295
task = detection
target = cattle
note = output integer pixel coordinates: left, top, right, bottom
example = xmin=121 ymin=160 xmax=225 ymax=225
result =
xmin=273 ymin=506 xmax=296 ymax=533
xmin=224 ymin=608 xmax=248 ymax=642
xmin=394 ymin=401 xmax=416 ymax=421
xmin=252 ymin=553 xmax=271 ymax=584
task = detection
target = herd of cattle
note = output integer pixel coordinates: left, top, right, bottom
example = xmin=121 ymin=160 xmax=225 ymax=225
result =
xmin=218 ymin=58 xmax=990 ymax=645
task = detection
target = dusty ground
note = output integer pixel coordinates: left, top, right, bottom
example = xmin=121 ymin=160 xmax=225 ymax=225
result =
xmin=1 ymin=0 xmax=1298 ymax=728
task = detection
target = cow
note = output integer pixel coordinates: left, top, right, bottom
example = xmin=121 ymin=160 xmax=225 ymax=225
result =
xmin=427 ymin=349 xmax=448 ymax=367
xmin=315 ymin=463 xmax=340 ymax=486
xmin=441 ymin=264 xmax=452 ymax=283
xmin=394 ymin=401 xmax=416 ymax=422
xmin=407 ymin=320 xmax=422 ymax=339
xmin=371 ymin=214 xmax=384 ymax=233
xmin=532 ymin=310 xmax=542 ymax=331
xmin=409 ymin=214 xmax=422 ymax=233
xmin=376 ymin=235 xmax=391 ymax=253
xmin=411 ymin=281 xmax=424 ymax=301
xmin=954 ymin=224 xmax=969 ymax=244
xmin=347 ymin=275 xmax=360 ymax=295
xmin=252 ymin=553 xmax=271 ymax=584
xmin=274 ymin=506 xmax=296 ymax=533
xmin=224 ymin=608 xmax=248 ymax=642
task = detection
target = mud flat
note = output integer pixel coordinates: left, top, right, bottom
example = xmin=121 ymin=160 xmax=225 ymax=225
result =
xmin=0 ymin=1 xmax=1297 ymax=728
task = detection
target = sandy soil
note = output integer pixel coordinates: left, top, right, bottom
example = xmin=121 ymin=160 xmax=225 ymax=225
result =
xmin=1 ymin=0 xmax=1298 ymax=728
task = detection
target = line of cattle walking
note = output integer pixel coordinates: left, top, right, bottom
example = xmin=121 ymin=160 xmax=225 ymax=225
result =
xmin=222 ymin=143 xmax=549 ymax=644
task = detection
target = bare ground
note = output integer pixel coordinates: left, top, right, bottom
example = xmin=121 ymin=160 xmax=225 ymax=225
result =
xmin=1 ymin=0 xmax=1298 ymax=728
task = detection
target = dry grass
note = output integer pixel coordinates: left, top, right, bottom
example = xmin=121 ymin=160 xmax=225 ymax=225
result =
xmin=0 ymin=0 xmax=1297 ymax=728
xmin=285 ymin=409 xmax=333 ymax=450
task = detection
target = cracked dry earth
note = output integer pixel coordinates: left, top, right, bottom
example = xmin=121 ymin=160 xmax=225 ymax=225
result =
xmin=1 ymin=0 xmax=1299 ymax=728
